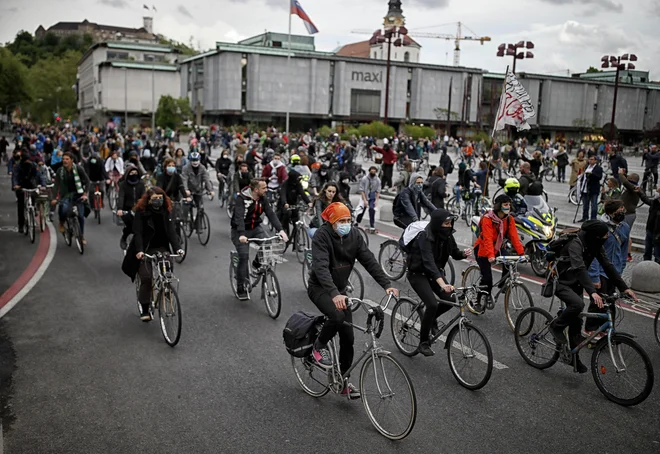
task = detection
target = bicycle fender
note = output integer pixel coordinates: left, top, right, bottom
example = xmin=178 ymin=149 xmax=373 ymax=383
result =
xmin=443 ymin=325 xmax=461 ymax=350
xmin=612 ymin=331 xmax=636 ymax=340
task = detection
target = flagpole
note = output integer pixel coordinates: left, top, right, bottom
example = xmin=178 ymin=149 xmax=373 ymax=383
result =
xmin=285 ymin=1 xmax=292 ymax=135
xmin=491 ymin=65 xmax=509 ymax=139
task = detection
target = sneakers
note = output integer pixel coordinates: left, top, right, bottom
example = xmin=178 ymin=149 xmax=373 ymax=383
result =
xmin=237 ymin=284 xmax=249 ymax=301
xmin=58 ymin=223 xmax=65 ymax=233
xmin=311 ymin=343 xmax=333 ymax=369
xmin=81 ymin=237 xmax=87 ymax=245
xmin=140 ymin=304 xmax=152 ymax=322
xmin=120 ymin=236 xmax=128 ymax=250
xmin=549 ymin=323 xmax=567 ymax=345
xmin=341 ymin=382 xmax=361 ymax=400
xmin=418 ymin=342 xmax=435 ymax=357
xmin=368 ymin=227 xmax=377 ymax=234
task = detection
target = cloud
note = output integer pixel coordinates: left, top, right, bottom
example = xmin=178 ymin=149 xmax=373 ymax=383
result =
xmin=538 ymin=0 xmax=623 ymax=13
xmin=177 ymin=5 xmax=193 ymax=19
xmin=652 ymin=0 xmax=660 ymax=15
xmin=558 ymin=20 xmax=635 ymax=52
xmin=408 ymin=0 xmax=450 ymax=7
xmin=228 ymin=0 xmax=289 ymax=10
xmin=98 ymin=0 xmax=129 ymax=8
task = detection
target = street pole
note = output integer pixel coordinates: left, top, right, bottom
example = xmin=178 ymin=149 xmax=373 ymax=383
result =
xmin=512 ymin=55 xmax=517 ymax=74
xmin=446 ymin=77 xmax=453 ymax=136
xmin=384 ymin=34 xmax=392 ymax=125
xmin=285 ymin=8 xmax=292 ymax=134
xmin=151 ymin=64 xmax=155 ymax=136
xmin=124 ymin=67 xmax=128 ymax=131
xmin=610 ymin=57 xmax=620 ymax=142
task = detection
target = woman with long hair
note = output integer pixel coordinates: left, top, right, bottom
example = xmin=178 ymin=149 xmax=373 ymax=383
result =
xmin=121 ymin=186 xmax=184 ymax=321
xmin=308 ymin=182 xmax=344 ymax=238
xmin=174 ymin=148 xmax=188 ymax=172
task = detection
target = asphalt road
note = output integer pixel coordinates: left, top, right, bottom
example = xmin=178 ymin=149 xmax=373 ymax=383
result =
xmin=1 ymin=146 xmax=659 ymax=453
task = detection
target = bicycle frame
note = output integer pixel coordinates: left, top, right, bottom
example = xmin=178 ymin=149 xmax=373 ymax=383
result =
xmin=491 ymin=261 xmax=523 ymax=302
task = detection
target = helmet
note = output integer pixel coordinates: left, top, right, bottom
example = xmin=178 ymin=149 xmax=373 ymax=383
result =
xmin=383 ymin=138 xmax=389 ymax=145
xmin=311 ymin=161 xmax=322 ymax=171
xmin=290 ymin=154 xmax=301 ymax=164
xmin=504 ymin=178 xmax=520 ymax=191
xmin=189 ymin=151 xmax=201 ymax=161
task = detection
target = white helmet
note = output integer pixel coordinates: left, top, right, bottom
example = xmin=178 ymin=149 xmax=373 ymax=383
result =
xmin=383 ymin=138 xmax=389 ymax=145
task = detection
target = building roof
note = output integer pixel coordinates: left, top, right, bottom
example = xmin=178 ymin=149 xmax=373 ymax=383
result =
xmin=335 ymin=40 xmax=371 ymax=58
xmin=79 ymin=41 xmax=178 ymax=65
xmin=238 ymin=32 xmax=315 ymax=52
xmin=42 ymin=19 xmax=152 ymax=36
xmin=99 ymin=61 xmax=178 ymax=72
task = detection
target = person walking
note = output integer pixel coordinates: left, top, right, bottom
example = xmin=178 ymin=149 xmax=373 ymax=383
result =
xmin=577 ymin=155 xmax=603 ymax=222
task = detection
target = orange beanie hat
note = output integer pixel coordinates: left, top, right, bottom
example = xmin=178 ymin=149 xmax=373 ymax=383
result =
xmin=321 ymin=202 xmax=351 ymax=224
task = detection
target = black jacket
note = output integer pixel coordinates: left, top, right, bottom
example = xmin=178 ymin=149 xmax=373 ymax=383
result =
xmin=519 ymin=172 xmax=543 ymax=196
xmin=309 ymin=222 xmax=390 ymax=297
xmin=609 ymin=154 xmax=627 ymax=176
xmin=582 ymin=165 xmax=603 ymax=195
xmin=121 ymin=208 xmax=181 ymax=281
xmin=394 ymin=187 xmax=436 ymax=220
xmin=440 ymin=153 xmax=453 ymax=176
xmin=117 ymin=180 xmax=146 ymax=211
xmin=157 ymin=172 xmax=187 ymax=201
xmin=279 ymin=172 xmax=310 ymax=206
xmin=231 ymin=187 xmax=282 ymax=235
xmin=215 ymin=156 xmax=232 ymax=176
xmin=430 ymin=178 xmax=447 ymax=208
xmin=84 ymin=156 xmax=109 ymax=183
xmin=407 ymin=228 xmax=465 ymax=281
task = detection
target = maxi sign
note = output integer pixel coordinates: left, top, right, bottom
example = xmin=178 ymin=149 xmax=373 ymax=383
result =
xmin=351 ymin=71 xmax=384 ymax=84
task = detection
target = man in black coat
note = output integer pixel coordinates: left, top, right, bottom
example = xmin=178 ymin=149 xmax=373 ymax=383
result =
xmin=578 ymin=155 xmax=603 ymax=222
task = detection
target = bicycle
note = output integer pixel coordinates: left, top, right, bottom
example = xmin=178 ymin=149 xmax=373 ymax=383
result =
xmin=91 ymin=181 xmax=104 ymax=225
xmin=514 ymin=294 xmax=654 ymax=406
xmin=461 ymin=256 xmax=534 ymax=331
xmin=134 ymin=252 xmax=182 ymax=347
xmin=36 ymin=184 xmax=54 ymax=233
xmin=655 ymin=307 xmax=660 ymax=347
xmin=107 ymin=172 xmax=121 ymax=211
xmin=301 ymin=248 xmax=365 ymax=310
xmin=183 ymin=193 xmax=212 ymax=246
xmin=283 ymin=203 xmax=310 ymax=264
xmin=217 ymin=173 xmax=230 ymax=208
xmin=171 ymin=201 xmax=188 ymax=264
xmin=540 ymin=158 xmax=557 ymax=182
xmin=641 ymin=167 xmax=657 ymax=199
xmin=378 ymin=238 xmax=455 ymax=284
xmin=22 ymin=188 xmax=40 ymax=243
xmin=60 ymin=198 xmax=85 ymax=255
xmin=291 ymin=298 xmax=417 ymax=440
xmin=387 ymin=287 xmax=494 ymax=390
xmin=230 ymin=236 xmax=284 ymax=319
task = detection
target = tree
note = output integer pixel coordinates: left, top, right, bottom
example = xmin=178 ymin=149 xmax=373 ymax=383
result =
xmin=586 ymin=66 xmax=602 ymax=73
xmin=433 ymin=107 xmax=460 ymax=121
xmin=156 ymin=95 xmax=193 ymax=129
xmin=0 ymin=47 xmax=31 ymax=113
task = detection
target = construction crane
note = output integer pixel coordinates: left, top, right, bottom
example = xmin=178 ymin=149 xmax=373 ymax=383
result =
xmin=352 ymin=21 xmax=491 ymax=66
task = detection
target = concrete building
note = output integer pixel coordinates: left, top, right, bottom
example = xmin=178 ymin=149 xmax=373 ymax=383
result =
xmin=76 ymin=41 xmax=181 ymax=127
xmin=36 ymin=18 xmax=157 ymax=43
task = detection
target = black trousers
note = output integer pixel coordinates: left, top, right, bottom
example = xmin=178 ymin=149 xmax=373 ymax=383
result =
xmin=121 ymin=212 xmax=134 ymax=239
xmin=554 ymin=282 xmax=585 ymax=347
xmin=408 ymin=272 xmax=453 ymax=342
xmin=308 ymin=284 xmax=354 ymax=375
xmin=382 ymin=163 xmax=394 ymax=188
xmin=138 ymin=247 xmax=170 ymax=305
xmin=584 ymin=276 xmax=617 ymax=331
xmin=393 ymin=215 xmax=415 ymax=230
xmin=278 ymin=204 xmax=300 ymax=238
xmin=15 ymin=189 xmax=25 ymax=229
xmin=474 ymin=246 xmax=509 ymax=293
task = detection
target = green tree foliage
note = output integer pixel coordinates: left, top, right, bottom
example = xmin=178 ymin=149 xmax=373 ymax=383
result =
xmin=158 ymin=37 xmax=198 ymax=56
xmin=586 ymin=66 xmax=602 ymax=73
xmin=317 ymin=125 xmax=334 ymax=137
xmin=404 ymin=124 xmax=436 ymax=140
xmin=0 ymin=47 xmax=31 ymax=112
xmin=26 ymin=51 xmax=81 ymax=123
xmin=358 ymin=121 xmax=395 ymax=139
xmin=156 ymin=95 xmax=193 ymax=129
xmin=7 ymin=31 xmax=92 ymax=67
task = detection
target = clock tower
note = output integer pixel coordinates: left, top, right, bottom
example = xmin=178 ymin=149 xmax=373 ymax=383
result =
xmin=384 ymin=0 xmax=405 ymax=28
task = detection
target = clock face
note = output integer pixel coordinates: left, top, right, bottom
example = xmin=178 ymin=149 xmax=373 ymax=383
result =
xmin=388 ymin=16 xmax=394 ymax=21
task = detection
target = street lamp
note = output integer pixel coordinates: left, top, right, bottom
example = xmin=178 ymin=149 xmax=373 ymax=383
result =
xmin=372 ymin=25 xmax=408 ymax=124
xmin=497 ymin=41 xmax=534 ymax=74
xmin=600 ymin=53 xmax=637 ymax=142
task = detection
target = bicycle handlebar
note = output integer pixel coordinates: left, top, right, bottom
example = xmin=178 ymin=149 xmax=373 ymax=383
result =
xmin=495 ymin=255 xmax=529 ymax=264
xmin=346 ymin=298 xmax=386 ymax=338
xmin=247 ymin=236 xmax=282 ymax=243
xmin=143 ymin=252 xmax=181 ymax=260
xmin=22 ymin=188 xmax=40 ymax=193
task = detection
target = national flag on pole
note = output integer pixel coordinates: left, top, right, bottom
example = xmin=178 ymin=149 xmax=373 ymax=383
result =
xmin=152 ymin=5 xmax=157 ymax=12
xmin=290 ymin=0 xmax=319 ymax=35
xmin=143 ymin=4 xmax=149 ymax=10
xmin=492 ymin=67 xmax=536 ymax=135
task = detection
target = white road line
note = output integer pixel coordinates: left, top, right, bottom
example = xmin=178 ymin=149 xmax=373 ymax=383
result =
xmin=361 ymin=299 xmax=509 ymax=370
xmin=0 ymin=222 xmax=57 ymax=319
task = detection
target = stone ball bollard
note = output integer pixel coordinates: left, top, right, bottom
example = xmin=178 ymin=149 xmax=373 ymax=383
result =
xmin=630 ymin=260 xmax=660 ymax=293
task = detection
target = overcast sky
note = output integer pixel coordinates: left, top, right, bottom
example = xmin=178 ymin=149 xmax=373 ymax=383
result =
xmin=1 ymin=0 xmax=659 ymax=78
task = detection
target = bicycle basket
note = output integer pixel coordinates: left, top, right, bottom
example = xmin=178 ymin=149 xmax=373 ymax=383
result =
xmin=251 ymin=240 xmax=285 ymax=266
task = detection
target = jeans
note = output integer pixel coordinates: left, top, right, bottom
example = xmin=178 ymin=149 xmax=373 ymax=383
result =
xmin=307 ymin=227 xmax=318 ymax=239
xmin=554 ymin=282 xmax=585 ymax=348
xmin=59 ymin=195 xmax=85 ymax=235
xmin=643 ymin=230 xmax=660 ymax=263
xmin=367 ymin=192 xmax=377 ymax=228
xmin=408 ymin=272 xmax=453 ymax=343
xmin=581 ymin=192 xmax=599 ymax=221
xmin=231 ymin=226 xmax=266 ymax=288
xmin=557 ymin=166 xmax=566 ymax=183
xmin=308 ymin=284 xmax=354 ymax=375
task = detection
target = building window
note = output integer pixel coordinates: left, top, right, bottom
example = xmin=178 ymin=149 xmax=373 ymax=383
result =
xmin=373 ymin=52 xmax=376 ymax=58
xmin=144 ymin=53 xmax=166 ymax=62
xmin=241 ymin=55 xmax=248 ymax=110
xmin=404 ymin=51 xmax=410 ymax=62
xmin=98 ymin=91 xmax=102 ymax=106
xmin=272 ymin=41 xmax=282 ymax=48
xmin=107 ymin=51 xmax=129 ymax=60
xmin=350 ymin=89 xmax=381 ymax=116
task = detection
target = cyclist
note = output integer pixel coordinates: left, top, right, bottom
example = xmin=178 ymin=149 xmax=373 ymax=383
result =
xmin=549 ymin=220 xmax=637 ymax=372
xmin=230 ymin=178 xmax=288 ymax=300
xmin=310 ymin=162 xmax=330 ymax=196
xmin=232 ymin=161 xmax=253 ymax=195
xmin=643 ymin=144 xmax=659 ymax=187
xmin=117 ymin=165 xmax=147 ymax=250
xmin=157 ymin=158 xmax=188 ymax=202
xmin=309 ymin=202 xmax=398 ymax=398
xmin=121 ymin=187 xmax=184 ymax=322
xmin=357 ymin=166 xmax=381 ymax=233
xmin=278 ymin=169 xmax=311 ymax=239
xmin=503 ymin=178 xmax=527 ymax=215
xmin=309 ymin=182 xmax=343 ymax=238
xmin=402 ymin=209 xmax=471 ymax=356
xmin=105 ymin=149 xmax=125 ymax=180
xmin=393 ymin=173 xmax=436 ymax=229
xmin=472 ymin=194 xmax=524 ymax=307
xmin=182 ymin=151 xmax=214 ymax=208
xmin=51 ymin=152 xmax=90 ymax=242
xmin=215 ymin=150 xmax=233 ymax=191
xmin=12 ymin=152 xmax=47 ymax=234
xmin=84 ymin=152 xmax=110 ymax=202
xmin=262 ymin=152 xmax=287 ymax=192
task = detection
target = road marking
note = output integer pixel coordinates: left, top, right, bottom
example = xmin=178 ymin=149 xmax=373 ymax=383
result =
xmin=0 ymin=222 xmax=57 ymax=318
xmin=361 ymin=299 xmax=509 ymax=370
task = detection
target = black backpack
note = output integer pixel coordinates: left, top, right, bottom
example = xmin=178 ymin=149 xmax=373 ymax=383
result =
xmin=546 ymin=228 xmax=580 ymax=258
xmin=283 ymin=312 xmax=325 ymax=358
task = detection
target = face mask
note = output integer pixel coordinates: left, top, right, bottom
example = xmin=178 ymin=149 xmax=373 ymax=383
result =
xmin=501 ymin=207 xmax=511 ymax=214
xmin=342 ymin=179 xmax=349 ymax=184
xmin=90 ymin=158 xmax=97 ymax=164
xmin=150 ymin=198 xmax=164 ymax=210
xmin=320 ymin=171 xmax=327 ymax=176
xmin=370 ymin=172 xmax=377 ymax=177
xmin=271 ymin=160 xmax=280 ymax=167
xmin=612 ymin=211 xmax=626 ymax=223
xmin=191 ymin=161 xmax=200 ymax=167
xmin=437 ymin=226 xmax=453 ymax=240
xmin=166 ymin=166 xmax=176 ymax=175
xmin=128 ymin=173 xmax=139 ymax=184
xmin=336 ymin=223 xmax=351 ymax=237
xmin=222 ymin=155 xmax=228 ymax=159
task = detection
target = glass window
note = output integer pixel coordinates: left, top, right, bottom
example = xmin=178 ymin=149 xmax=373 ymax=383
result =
xmin=350 ymin=89 xmax=381 ymax=116
xmin=107 ymin=51 xmax=129 ymax=60
xmin=272 ymin=41 xmax=282 ymax=48
xmin=144 ymin=53 xmax=166 ymax=62
xmin=404 ymin=51 xmax=410 ymax=62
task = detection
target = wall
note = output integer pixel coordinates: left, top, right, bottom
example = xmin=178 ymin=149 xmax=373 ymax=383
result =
xmin=645 ymin=90 xmax=660 ymax=129
xmin=595 ymin=84 xmax=646 ymax=131
xmin=409 ymin=69 xmax=480 ymax=122
xmin=99 ymin=66 xmax=180 ymax=113
xmin=215 ymin=53 xmax=243 ymax=111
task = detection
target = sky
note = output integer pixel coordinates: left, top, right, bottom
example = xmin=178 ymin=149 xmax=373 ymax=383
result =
xmin=1 ymin=0 xmax=659 ymax=79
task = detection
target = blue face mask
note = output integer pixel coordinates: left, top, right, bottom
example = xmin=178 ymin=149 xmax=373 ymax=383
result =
xmin=501 ymin=207 xmax=511 ymax=214
xmin=166 ymin=166 xmax=176 ymax=175
xmin=336 ymin=223 xmax=351 ymax=237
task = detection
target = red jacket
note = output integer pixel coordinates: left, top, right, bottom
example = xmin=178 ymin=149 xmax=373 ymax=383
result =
xmin=473 ymin=214 xmax=524 ymax=259
xmin=373 ymin=147 xmax=397 ymax=165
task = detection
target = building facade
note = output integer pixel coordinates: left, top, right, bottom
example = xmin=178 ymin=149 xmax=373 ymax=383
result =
xmin=77 ymin=41 xmax=180 ymax=126
xmin=36 ymin=18 xmax=157 ymax=43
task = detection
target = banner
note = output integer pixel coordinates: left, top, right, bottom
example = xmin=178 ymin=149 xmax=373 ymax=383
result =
xmin=492 ymin=68 xmax=536 ymax=135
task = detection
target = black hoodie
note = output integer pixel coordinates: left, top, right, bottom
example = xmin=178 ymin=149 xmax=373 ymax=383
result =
xmin=279 ymin=169 xmax=310 ymax=206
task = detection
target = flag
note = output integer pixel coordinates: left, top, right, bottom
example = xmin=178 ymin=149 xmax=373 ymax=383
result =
xmin=290 ymin=0 xmax=319 ymax=35
xmin=152 ymin=5 xmax=157 ymax=12
xmin=492 ymin=67 xmax=536 ymax=134
xmin=143 ymin=4 xmax=149 ymax=9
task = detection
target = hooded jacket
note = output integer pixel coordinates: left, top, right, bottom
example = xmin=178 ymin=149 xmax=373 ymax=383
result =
xmin=405 ymin=210 xmax=466 ymax=280
xmin=394 ymin=172 xmax=436 ymax=220
xmin=309 ymin=221 xmax=390 ymax=298
xmin=279 ymin=169 xmax=310 ymax=206
xmin=473 ymin=210 xmax=524 ymax=259
xmin=117 ymin=164 xmax=146 ymax=211
xmin=181 ymin=161 xmax=213 ymax=194
xmin=231 ymin=187 xmax=282 ymax=234
xmin=84 ymin=153 xmax=109 ymax=182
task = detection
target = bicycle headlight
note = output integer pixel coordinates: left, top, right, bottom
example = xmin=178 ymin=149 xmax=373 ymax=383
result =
xmin=542 ymin=225 xmax=554 ymax=239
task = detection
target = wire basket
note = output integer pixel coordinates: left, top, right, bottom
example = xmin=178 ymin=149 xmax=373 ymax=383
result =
xmin=251 ymin=239 xmax=285 ymax=266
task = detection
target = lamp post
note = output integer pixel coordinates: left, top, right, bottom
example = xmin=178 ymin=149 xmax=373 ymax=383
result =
xmin=600 ymin=53 xmax=637 ymax=142
xmin=123 ymin=67 xmax=128 ymax=130
xmin=497 ymin=41 xmax=535 ymax=74
xmin=374 ymin=25 xmax=408 ymax=125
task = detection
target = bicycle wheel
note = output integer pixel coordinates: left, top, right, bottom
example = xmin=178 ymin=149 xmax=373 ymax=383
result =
xmin=446 ymin=322 xmax=493 ymax=390
xmin=108 ymin=186 xmax=117 ymax=211
xmin=446 ymin=197 xmax=461 ymax=217
xmin=185 ymin=209 xmax=195 ymax=238
xmin=295 ymin=227 xmax=309 ymax=264
xmin=591 ymin=335 xmax=654 ymax=406
xmin=529 ymin=246 xmax=547 ymax=277
xmin=378 ymin=240 xmax=406 ymax=281
xmin=174 ymin=223 xmax=187 ymax=264
xmin=568 ymin=187 xmax=578 ymax=205
xmin=73 ymin=219 xmax=84 ymax=255
xmin=514 ymin=307 xmax=559 ymax=369
xmin=291 ymin=355 xmax=330 ymax=398
xmin=464 ymin=201 xmax=473 ymax=227
xmin=504 ymin=283 xmax=534 ymax=331
xmin=390 ymin=297 xmax=424 ymax=356
xmin=542 ymin=169 xmax=554 ymax=182
xmin=461 ymin=265 xmax=482 ymax=314
xmin=360 ymin=353 xmax=417 ymax=440
xmin=444 ymin=258 xmax=455 ymax=286
xmin=263 ymin=270 xmax=282 ymax=319
xmin=197 ymin=211 xmax=211 ymax=246
xmin=23 ymin=209 xmax=29 ymax=236
xmin=357 ymin=226 xmax=369 ymax=247
xmin=158 ymin=284 xmax=182 ymax=347
xmin=301 ymin=254 xmax=311 ymax=290
xmin=654 ymin=308 xmax=660 ymax=347
xmin=346 ymin=268 xmax=364 ymax=311
xmin=491 ymin=187 xmax=503 ymax=204
xmin=229 ymin=254 xmax=239 ymax=298
xmin=64 ymin=221 xmax=72 ymax=247
xmin=28 ymin=209 xmax=36 ymax=243
xmin=134 ymin=273 xmax=142 ymax=314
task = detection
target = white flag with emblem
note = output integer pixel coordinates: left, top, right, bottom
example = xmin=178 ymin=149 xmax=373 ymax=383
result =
xmin=492 ymin=67 xmax=536 ymax=135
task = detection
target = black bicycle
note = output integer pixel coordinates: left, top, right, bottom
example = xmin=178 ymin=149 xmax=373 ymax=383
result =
xmin=183 ymin=193 xmax=212 ymax=246
xmin=283 ymin=203 xmax=310 ymax=264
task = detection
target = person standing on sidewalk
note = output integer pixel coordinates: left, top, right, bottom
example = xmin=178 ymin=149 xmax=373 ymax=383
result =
xmin=618 ymin=169 xmax=645 ymax=261
xmin=358 ymin=166 xmax=381 ymax=233
xmin=577 ymin=155 xmax=602 ymax=222
xmin=379 ymin=142 xmax=397 ymax=190
xmin=636 ymin=181 xmax=660 ymax=263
